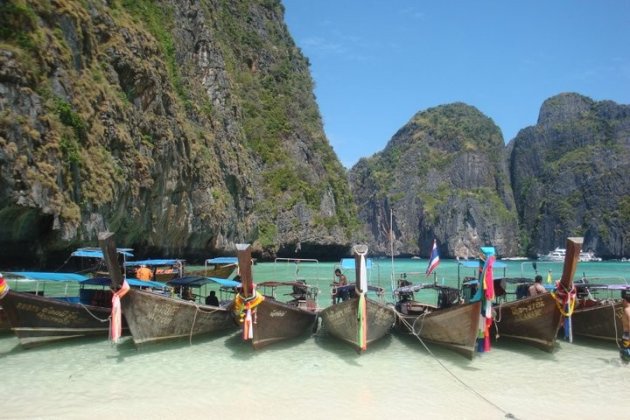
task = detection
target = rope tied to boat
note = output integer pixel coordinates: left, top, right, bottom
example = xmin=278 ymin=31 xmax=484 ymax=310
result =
xmin=188 ymin=303 xmax=221 ymax=345
xmin=394 ymin=310 xmax=518 ymax=419
xmin=79 ymin=303 xmax=111 ymax=323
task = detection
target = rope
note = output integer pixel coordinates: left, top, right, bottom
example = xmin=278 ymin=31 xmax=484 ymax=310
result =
xmin=79 ymin=303 xmax=111 ymax=323
xmin=188 ymin=303 xmax=220 ymax=345
xmin=395 ymin=310 xmax=518 ymax=419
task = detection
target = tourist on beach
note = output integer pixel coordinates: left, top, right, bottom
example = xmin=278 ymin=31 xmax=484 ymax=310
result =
xmin=528 ymin=275 xmax=546 ymax=297
xmin=621 ymin=289 xmax=630 ymax=362
xmin=333 ymin=268 xmax=348 ymax=304
xmin=205 ymin=290 xmax=219 ymax=306
xmin=136 ymin=264 xmax=153 ymax=281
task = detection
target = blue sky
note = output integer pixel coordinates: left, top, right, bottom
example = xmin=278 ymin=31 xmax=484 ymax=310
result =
xmin=282 ymin=0 xmax=630 ymax=168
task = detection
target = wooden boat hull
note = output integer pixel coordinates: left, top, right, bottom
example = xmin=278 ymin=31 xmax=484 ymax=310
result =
xmin=121 ymin=288 xmax=236 ymax=345
xmin=0 ymin=306 xmax=11 ymax=334
xmin=571 ymin=301 xmax=624 ymax=341
xmin=1 ymin=290 xmax=113 ymax=347
xmin=240 ymin=299 xmax=318 ymax=349
xmin=397 ymin=301 xmax=482 ymax=359
xmin=493 ymin=293 xmax=562 ymax=352
xmin=319 ymin=297 xmax=396 ymax=352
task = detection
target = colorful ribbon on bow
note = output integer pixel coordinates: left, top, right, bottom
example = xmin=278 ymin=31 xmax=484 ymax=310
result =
xmin=0 ymin=273 xmax=8 ymax=299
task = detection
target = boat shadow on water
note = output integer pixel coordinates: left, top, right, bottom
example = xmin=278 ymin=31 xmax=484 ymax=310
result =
xmin=489 ymin=337 xmax=561 ymax=361
xmin=312 ymin=328 xmax=393 ymax=363
xmin=0 ymin=334 xmax=108 ymax=360
xmin=109 ymin=330 xmax=235 ymax=362
xmin=223 ymin=328 xmax=316 ymax=360
xmin=394 ymin=331 xmax=480 ymax=370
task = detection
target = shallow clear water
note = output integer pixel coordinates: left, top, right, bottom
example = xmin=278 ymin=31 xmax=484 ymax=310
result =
xmin=1 ymin=259 xmax=629 ymax=419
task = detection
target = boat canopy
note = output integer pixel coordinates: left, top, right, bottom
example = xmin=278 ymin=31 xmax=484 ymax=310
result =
xmin=71 ymin=247 xmax=134 ymax=258
xmin=6 ymin=272 xmax=89 ymax=282
xmin=394 ymin=283 xmax=457 ymax=294
xmin=126 ymin=259 xmax=183 ymax=267
xmin=167 ymin=276 xmax=240 ymax=288
xmin=458 ymin=260 xmax=507 ymax=269
xmin=205 ymin=257 xmax=238 ymax=264
xmin=80 ymin=277 xmax=166 ymax=289
xmin=339 ymin=258 xmax=374 ymax=270
xmin=258 ymin=281 xmax=316 ymax=289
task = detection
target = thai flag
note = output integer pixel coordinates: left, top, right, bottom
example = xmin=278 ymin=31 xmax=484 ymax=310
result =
xmin=425 ymin=239 xmax=440 ymax=276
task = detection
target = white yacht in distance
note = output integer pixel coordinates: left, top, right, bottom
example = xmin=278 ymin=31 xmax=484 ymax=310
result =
xmin=538 ymin=247 xmax=602 ymax=262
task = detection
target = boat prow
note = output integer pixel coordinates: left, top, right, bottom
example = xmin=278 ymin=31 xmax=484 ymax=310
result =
xmin=319 ymin=296 xmax=395 ymax=352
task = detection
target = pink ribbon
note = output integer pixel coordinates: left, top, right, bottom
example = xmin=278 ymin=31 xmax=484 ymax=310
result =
xmin=110 ymin=280 xmax=130 ymax=343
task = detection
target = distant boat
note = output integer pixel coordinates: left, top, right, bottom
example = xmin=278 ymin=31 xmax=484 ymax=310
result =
xmin=538 ymin=247 xmax=601 ymax=262
xmin=501 ymin=257 xmax=529 ymax=261
xmin=186 ymin=257 xmax=238 ymax=279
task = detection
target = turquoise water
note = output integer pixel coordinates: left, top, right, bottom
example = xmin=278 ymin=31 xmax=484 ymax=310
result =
xmin=1 ymin=259 xmax=629 ymax=419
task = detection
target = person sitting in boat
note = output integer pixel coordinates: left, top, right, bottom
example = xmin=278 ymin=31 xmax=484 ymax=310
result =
xmin=528 ymin=275 xmax=547 ymax=297
xmin=205 ymin=290 xmax=219 ymax=306
xmin=333 ymin=268 xmax=348 ymax=304
xmin=136 ymin=264 xmax=153 ymax=281
xmin=621 ymin=289 xmax=630 ymax=362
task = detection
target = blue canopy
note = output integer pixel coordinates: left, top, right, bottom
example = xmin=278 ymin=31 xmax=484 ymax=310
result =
xmin=167 ymin=276 xmax=240 ymax=288
xmin=205 ymin=257 xmax=238 ymax=264
xmin=80 ymin=277 xmax=166 ymax=289
xmin=126 ymin=259 xmax=183 ymax=267
xmin=6 ymin=272 xmax=89 ymax=282
xmin=458 ymin=260 xmax=507 ymax=269
xmin=340 ymin=258 xmax=374 ymax=270
xmin=71 ymin=247 xmax=134 ymax=258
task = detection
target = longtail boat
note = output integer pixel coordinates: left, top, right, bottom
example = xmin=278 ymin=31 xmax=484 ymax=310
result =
xmin=125 ymin=259 xmax=185 ymax=282
xmin=186 ymin=257 xmax=238 ymax=279
xmin=0 ymin=271 xmax=163 ymax=347
xmin=394 ymin=281 xmax=481 ymax=359
xmin=319 ymin=245 xmax=396 ymax=352
xmin=233 ymin=244 xmax=320 ymax=349
xmin=490 ymin=237 xmax=583 ymax=351
xmin=98 ymin=232 xmax=236 ymax=346
xmin=570 ymin=279 xmax=629 ymax=342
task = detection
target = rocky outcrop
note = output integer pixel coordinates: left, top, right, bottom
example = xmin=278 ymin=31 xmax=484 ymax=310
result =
xmin=349 ymin=103 xmax=519 ymax=258
xmin=509 ymin=93 xmax=630 ymax=258
xmin=0 ymin=0 xmax=357 ymax=266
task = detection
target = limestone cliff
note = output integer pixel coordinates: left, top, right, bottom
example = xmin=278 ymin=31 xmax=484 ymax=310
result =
xmin=0 ymin=0 xmax=357 ymax=265
xmin=509 ymin=93 xmax=630 ymax=258
xmin=349 ymin=103 xmax=519 ymax=258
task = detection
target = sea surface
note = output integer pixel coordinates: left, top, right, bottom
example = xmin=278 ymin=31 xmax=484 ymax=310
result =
xmin=1 ymin=258 xmax=629 ymax=419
